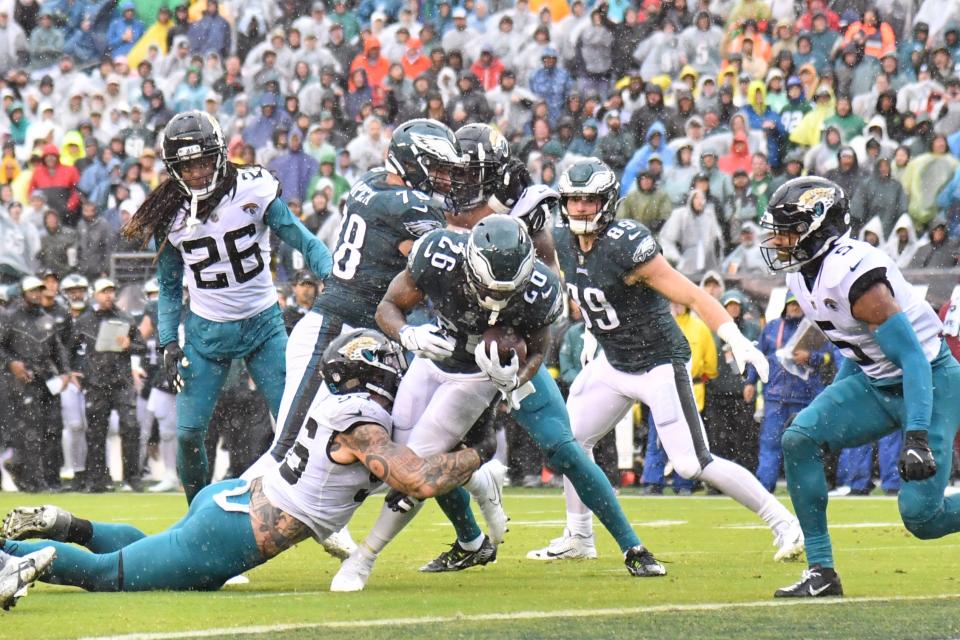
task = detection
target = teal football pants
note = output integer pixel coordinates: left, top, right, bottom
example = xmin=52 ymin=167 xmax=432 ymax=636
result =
xmin=783 ymin=343 xmax=960 ymax=568
xmin=177 ymin=305 xmax=288 ymax=503
xmin=2 ymin=479 xmax=263 ymax=591
xmin=436 ymin=365 xmax=642 ymax=552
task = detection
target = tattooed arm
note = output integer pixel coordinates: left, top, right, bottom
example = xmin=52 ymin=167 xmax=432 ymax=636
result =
xmin=331 ymin=423 xmax=482 ymax=499
xmin=247 ymin=477 xmax=313 ymax=559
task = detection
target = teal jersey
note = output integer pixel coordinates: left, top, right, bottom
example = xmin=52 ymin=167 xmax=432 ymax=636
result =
xmin=553 ymin=219 xmax=690 ymax=373
xmin=408 ymin=229 xmax=564 ymax=374
xmin=317 ymin=169 xmax=446 ymax=328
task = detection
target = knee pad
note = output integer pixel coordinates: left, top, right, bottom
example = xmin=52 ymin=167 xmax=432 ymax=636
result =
xmin=902 ymin=516 xmax=942 ymax=540
xmin=671 ymin=456 xmax=704 ymax=480
xmin=546 ymin=439 xmax=586 ymax=474
xmin=899 ymin=492 xmax=945 ymax=539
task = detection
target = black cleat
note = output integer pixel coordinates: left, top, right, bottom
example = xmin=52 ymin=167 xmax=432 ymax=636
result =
xmin=774 ymin=564 xmax=843 ymax=598
xmin=419 ymin=536 xmax=497 ymax=572
xmin=624 ymin=545 xmax=667 ymax=577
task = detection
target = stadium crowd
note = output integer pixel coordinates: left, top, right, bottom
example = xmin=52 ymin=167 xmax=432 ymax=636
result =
xmin=0 ymin=0 xmax=957 ymax=495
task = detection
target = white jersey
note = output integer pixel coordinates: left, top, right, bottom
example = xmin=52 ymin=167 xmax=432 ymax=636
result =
xmin=787 ymin=236 xmax=942 ymax=380
xmin=166 ymin=167 xmax=280 ymax=322
xmin=261 ymin=392 xmax=392 ymax=541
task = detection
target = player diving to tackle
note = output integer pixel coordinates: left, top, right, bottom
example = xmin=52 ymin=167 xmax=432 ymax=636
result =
xmin=758 ymin=177 xmax=960 ymax=597
xmin=403 ymin=124 xmax=667 ymax=578
xmin=122 ymin=110 xmax=333 ymax=503
xmin=0 ymin=330 xmax=496 ymax=593
xmin=529 ymin=158 xmax=804 ymax=562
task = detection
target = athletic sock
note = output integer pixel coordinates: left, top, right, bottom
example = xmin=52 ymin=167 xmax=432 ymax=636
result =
xmin=65 ymin=518 xmax=93 ymax=546
xmin=436 ymin=486 xmax=483 ymax=543
xmin=566 ymin=511 xmax=593 ymax=539
xmin=459 ymin=533 xmax=484 ymax=552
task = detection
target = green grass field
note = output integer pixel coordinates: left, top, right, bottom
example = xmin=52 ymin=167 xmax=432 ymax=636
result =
xmin=1 ymin=488 xmax=959 ymax=640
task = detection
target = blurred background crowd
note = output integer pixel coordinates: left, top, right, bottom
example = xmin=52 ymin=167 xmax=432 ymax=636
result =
xmin=0 ymin=0 xmax=957 ymax=496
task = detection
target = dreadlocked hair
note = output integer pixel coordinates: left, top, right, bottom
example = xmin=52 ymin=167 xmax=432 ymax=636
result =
xmin=122 ymin=162 xmax=241 ymax=250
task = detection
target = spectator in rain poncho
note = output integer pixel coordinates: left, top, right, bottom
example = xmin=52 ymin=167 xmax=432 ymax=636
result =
xmin=858 ymin=215 xmax=885 ymax=247
xmin=883 ymin=212 xmax=920 ymax=268
xmin=721 ymin=221 xmax=766 ymax=275
xmin=659 ymin=189 xmax=725 ymax=276
xmin=900 ymin=135 xmax=959 ymax=228
xmin=849 ymin=155 xmax=908 ymax=238
xmin=621 ymin=121 xmax=673 ymax=197
xmin=910 ymin=215 xmax=958 ymax=268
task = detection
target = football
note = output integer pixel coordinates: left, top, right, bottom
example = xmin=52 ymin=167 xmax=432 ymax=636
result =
xmin=482 ymin=326 xmax=527 ymax=365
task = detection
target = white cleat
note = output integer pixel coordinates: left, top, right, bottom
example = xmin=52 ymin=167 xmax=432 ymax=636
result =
xmin=526 ymin=529 xmax=597 ymax=560
xmin=148 ymin=478 xmax=181 ymax=493
xmin=474 ymin=460 xmax=509 ymax=546
xmin=0 ymin=546 xmax=57 ymax=610
xmin=2 ymin=506 xmax=71 ymax=541
xmin=773 ymin=518 xmax=805 ymax=562
xmin=330 ymin=547 xmax=376 ymax=592
xmin=321 ymin=526 xmax=358 ymax=561
xmin=223 ymin=575 xmax=250 ymax=586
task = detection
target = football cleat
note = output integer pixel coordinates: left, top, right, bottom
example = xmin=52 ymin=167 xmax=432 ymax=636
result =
xmin=526 ymin=529 xmax=597 ymax=561
xmin=321 ymin=526 xmax=358 ymax=561
xmin=624 ymin=545 xmax=667 ymax=577
xmin=774 ymin=564 xmax=843 ymax=598
xmin=420 ymin=536 xmax=497 ymax=573
xmin=330 ymin=547 xmax=377 ymax=592
xmin=0 ymin=546 xmax=57 ymax=610
xmin=773 ymin=519 xmax=805 ymax=562
xmin=2 ymin=506 xmax=72 ymax=541
xmin=147 ymin=477 xmax=181 ymax=493
xmin=474 ymin=460 xmax=509 ymax=546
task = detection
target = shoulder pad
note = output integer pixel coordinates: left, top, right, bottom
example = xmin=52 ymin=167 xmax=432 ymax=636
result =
xmin=820 ymin=239 xmax=888 ymax=290
xmin=322 ymin=393 xmax=392 ymax=434
xmin=235 ymin=166 xmax=281 ymax=204
xmin=604 ymin=219 xmax=658 ymax=267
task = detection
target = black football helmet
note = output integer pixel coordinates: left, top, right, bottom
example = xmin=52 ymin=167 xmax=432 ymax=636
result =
xmin=386 ymin=119 xmax=464 ymax=207
xmin=557 ymin=158 xmax=620 ymax=235
xmin=160 ymin=111 xmax=228 ymax=201
xmin=322 ymin=329 xmax=407 ymax=401
xmin=759 ymin=177 xmax=850 ymax=272
xmin=464 ymin=214 xmax=536 ymax=325
xmin=453 ymin=123 xmax=511 ymax=210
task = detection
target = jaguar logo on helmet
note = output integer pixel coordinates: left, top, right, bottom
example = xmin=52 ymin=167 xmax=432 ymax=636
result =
xmin=488 ymin=128 xmax=508 ymax=156
xmin=796 ymin=187 xmax=836 ymax=212
xmin=338 ymin=335 xmax=382 ymax=362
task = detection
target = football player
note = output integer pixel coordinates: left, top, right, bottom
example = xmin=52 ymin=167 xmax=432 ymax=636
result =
xmin=761 ymin=177 xmax=960 ymax=598
xmin=531 ymin=158 xmax=804 ymax=563
xmin=410 ymin=124 xmax=666 ymax=578
xmin=122 ymin=110 xmax=333 ymax=503
xmin=254 ymin=119 xmax=462 ymax=476
xmin=0 ymin=331 xmax=494 ymax=593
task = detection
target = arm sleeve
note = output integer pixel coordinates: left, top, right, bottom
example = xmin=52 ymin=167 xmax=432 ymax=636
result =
xmin=266 ymin=197 xmax=333 ymax=279
xmin=833 ymin=354 xmax=858 ymax=381
xmin=874 ymin=311 xmax=933 ymax=433
xmin=157 ymin=241 xmax=185 ymax=347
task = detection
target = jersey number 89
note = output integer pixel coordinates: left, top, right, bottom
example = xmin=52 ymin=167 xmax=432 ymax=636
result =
xmin=567 ymin=283 xmax=620 ymax=331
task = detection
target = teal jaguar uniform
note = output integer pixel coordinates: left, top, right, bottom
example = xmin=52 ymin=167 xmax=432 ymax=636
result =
xmin=271 ymin=169 xmax=446 ymax=461
xmin=407 ymin=228 xmax=564 ymax=373
xmin=157 ymin=167 xmax=333 ymax=503
xmin=3 ymin=479 xmax=262 ymax=591
xmin=553 ymin=218 xmax=690 ymax=372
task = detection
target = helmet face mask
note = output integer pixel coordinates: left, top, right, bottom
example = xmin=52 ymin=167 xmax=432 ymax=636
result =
xmin=322 ymin=329 xmax=407 ymax=402
xmin=759 ymin=177 xmax=850 ymax=272
xmin=557 ymin=159 xmax=619 ymax=235
xmin=452 ymin=123 xmax=510 ymax=211
xmin=161 ymin=110 xmax=227 ymax=201
xmin=463 ymin=214 xmax=536 ymax=324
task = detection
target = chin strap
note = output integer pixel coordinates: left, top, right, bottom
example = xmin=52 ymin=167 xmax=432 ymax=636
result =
xmin=185 ymin=193 xmax=200 ymax=230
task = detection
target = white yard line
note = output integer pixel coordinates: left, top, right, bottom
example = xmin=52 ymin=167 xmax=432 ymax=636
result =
xmin=79 ymin=593 xmax=960 ymax=640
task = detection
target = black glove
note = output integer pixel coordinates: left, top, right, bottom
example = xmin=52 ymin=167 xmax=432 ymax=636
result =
xmin=384 ymin=489 xmax=419 ymax=513
xmin=461 ymin=412 xmax=497 ymax=464
xmin=490 ymin=157 xmax=532 ymax=212
xmin=898 ymin=430 xmax=937 ymax=481
xmin=161 ymin=343 xmax=188 ymax=393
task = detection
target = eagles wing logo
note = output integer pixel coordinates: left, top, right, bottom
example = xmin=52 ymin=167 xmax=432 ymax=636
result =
xmin=408 ymin=132 xmax=461 ymax=161
xmin=796 ymin=188 xmax=835 ymax=213
xmin=241 ymin=203 xmax=260 ymax=216
xmin=633 ymin=235 xmax=657 ymax=263
xmin=488 ymin=129 xmax=508 ymax=155
xmin=403 ymin=219 xmax=442 ymax=237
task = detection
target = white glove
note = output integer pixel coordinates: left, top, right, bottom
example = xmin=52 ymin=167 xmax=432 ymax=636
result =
xmin=717 ymin=321 xmax=769 ymax=383
xmin=475 ymin=341 xmax=535 ymax=411
xmin=399 ymin=324 xmax=455 ymax=361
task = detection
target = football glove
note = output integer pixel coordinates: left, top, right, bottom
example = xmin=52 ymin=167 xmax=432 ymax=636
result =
xmin=385 ymin=489 xmax=419 ymax=513
xmin=399 ymin=324 xmax=455 ymax=361
xmin=161 ymin=343 xmax=188 ymax=393
xmin=489 ymin=157 xmax=532 ymax=213
xmin=474 ymin=341 xmax=535 ymax=410
xmin=898 ymin=430 xmax=937 ymax=481
xmin=717 ymin=322 xmax=769 ymax=383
